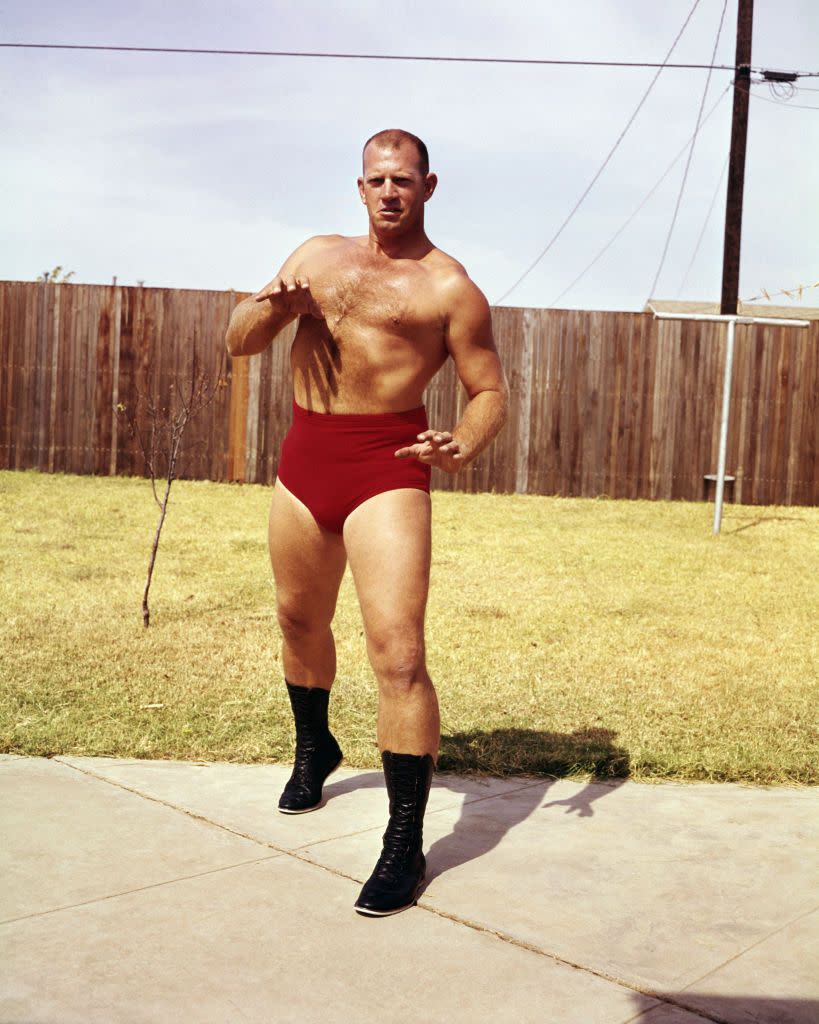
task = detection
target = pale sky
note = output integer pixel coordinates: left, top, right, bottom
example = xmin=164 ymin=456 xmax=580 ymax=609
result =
xmin=1 ymin=1 xmax=817 ymax=311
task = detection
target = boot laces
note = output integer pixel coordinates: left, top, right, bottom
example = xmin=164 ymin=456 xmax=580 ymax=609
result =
xmin=290 ymin=726 xmax=326 ymax=789
xmin=374 ymin=796 xmax=417 ymax=883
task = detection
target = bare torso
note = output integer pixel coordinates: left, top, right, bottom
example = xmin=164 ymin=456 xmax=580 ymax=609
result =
xmin=287 ymin=235 xmax=463 ymax=413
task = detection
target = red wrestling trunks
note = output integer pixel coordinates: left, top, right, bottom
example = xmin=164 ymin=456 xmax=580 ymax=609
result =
xmin=277 ymin=402 xmax=432 ymax=534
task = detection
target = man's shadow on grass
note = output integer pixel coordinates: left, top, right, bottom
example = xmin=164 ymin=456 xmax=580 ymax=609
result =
xmin=323 ymin=726 xmax=630 ymax=884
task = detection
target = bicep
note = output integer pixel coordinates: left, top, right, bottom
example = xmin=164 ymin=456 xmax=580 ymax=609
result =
xmin=445 ymin=288 xmax=506 ymax=399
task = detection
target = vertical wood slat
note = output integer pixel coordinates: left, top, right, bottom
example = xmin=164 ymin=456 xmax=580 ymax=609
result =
xmin=515 ymin=309 xmax=534 ymax=494
xmin=244 ymin=356 xmax=261 ymax=483
xmin=108 ymin=286 xmax=122 ymax=476
xmin=228 ymin=355 xmax=249 ymax=482
xmin=47 ymin=285 xmax=61 ymax=473
xmin=0 ymin=280 xmax=816 ymax=506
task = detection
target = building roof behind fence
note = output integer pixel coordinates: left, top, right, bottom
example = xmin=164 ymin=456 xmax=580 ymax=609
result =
xmin=645 ymin=299 xmax=819 ymax=321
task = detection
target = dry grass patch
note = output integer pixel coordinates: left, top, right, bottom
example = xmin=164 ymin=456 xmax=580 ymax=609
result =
xmin=1 ymin=470 xmax=817 ymax=784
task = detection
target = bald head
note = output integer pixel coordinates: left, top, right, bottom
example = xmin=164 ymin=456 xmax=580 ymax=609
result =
xmin=362 ymin=129 xmax=429 ymax=177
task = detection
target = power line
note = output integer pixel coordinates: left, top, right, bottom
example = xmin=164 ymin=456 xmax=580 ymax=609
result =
xmin=647 ymin=0 xmax=729 ymax=299
xmin=0 ymin=40 xmax=786 ymax=72
xmin=494 ymin=0 xmax=705 ymax=304
xmin=548 ymin=85 xmax=731 ymax=308
xmin=750 ymin=91 xmax=819 ymax=111
xmin=678 ymin=151 xmax=730 ymax=296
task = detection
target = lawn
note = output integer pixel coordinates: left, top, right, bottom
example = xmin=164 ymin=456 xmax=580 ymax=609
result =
xmin=1 ymin=470 xmax=817 ymax=784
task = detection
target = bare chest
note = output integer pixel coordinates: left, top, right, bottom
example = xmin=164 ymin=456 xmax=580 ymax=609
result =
xmin=311 ymin=258 xmax=442 ymax=343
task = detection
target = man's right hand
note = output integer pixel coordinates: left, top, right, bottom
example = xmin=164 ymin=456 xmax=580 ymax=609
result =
xmin=254 ymin=275 xmax=323 ymax=319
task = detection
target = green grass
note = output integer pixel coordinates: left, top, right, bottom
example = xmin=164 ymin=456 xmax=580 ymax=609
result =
xmin=1 ymin=470 xmax=817 ymax=784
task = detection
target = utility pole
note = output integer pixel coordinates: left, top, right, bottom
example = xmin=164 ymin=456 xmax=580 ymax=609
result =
xmin=720 ymin=0 xmax=754 ymax=314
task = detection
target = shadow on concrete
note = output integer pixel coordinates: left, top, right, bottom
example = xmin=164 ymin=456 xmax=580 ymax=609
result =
xmin=424 ymin=727 xmax=630 ymax=882
xmin=630 ymin=993 xmax=819 ymax=1024
xmin=322 ymin=727 xmax=630 ymax=883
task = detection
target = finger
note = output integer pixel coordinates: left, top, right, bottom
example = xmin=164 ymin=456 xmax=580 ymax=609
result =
xmin=439 ymin=441 xmax=460 ymax=454
xmin=254 ymin=278 xmax=284 ymax=302
xmin=395 ymin=443 xmax=429 ymax=459
xmin=416 ymin=430 xmax=434 ymax=442
xmin=432 ymin=432 xmax=453 ymax=445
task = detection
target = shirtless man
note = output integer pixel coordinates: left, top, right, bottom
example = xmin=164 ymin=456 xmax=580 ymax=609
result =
xmin=225 ymin=129 xmax=508 ymax=916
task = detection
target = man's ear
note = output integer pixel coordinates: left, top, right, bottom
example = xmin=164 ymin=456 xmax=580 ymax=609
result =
xmin=357 ymin=176 xmax=367 ymax=204
xmin=424 ymin=173 xmax=438 ymax=201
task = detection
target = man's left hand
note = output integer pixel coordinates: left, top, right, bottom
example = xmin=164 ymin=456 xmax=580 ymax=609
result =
xmin=395 ymin=430 xmax=465 ymax=474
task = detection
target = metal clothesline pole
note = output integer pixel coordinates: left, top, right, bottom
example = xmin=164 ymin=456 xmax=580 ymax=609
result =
xmin=646 ymin=306 xmax=808 ymax=534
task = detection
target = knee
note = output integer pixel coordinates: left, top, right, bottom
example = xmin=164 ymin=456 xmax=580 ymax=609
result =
xmin=368 ymin=631 xmax=427 ymax=695
xmin=276 ymin=600 xmax=330 ymax=643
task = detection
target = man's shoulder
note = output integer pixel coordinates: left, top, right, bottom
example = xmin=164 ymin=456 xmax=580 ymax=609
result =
xmin=426 ymin=248 xmax=489 ymax=310
xmin=298 ymin=233 xmax=349 ymax=254
xmin=295 ymin=233 xmax=363 ymax=267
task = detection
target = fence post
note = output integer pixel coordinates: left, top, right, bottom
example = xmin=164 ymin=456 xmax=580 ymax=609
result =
xmin=108 ymin=285 xmax=122 ymax=476
xmin=47 ymin=284 xmax=61 ymax=473
xmin=515 ymin=309 xmax=535 ymax=494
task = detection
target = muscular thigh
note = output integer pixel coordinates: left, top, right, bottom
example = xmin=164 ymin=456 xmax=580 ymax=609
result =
xmin=269 ymin=480 xmax=347 ymax=627
xmin=342 ymin=489 xmax=431 ymax=642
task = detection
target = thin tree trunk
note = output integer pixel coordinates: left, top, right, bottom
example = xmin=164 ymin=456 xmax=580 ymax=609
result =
xmin=142 ymin=474 xmax=173 ymax=627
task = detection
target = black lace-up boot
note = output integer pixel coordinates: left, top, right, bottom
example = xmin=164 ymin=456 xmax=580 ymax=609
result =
xmin=278 ymin=681 xmax=343 ymax=814
xmin=354 ymin=751 xmax=435 ymax=916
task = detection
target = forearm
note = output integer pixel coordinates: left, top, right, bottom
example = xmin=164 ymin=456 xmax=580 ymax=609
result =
xmin=225 ymin=297 xmax=295 ymax=357
xmin=452 ymin=386 xmax=509 ymax=465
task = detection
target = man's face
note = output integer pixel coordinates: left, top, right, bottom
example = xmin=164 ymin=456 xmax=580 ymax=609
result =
xmin=357 ymin=140 xmax=436 ymax=235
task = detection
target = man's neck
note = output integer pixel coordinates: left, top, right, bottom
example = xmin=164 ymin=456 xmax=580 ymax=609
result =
xmin=366 ymin=225 xmax=433 ymax=261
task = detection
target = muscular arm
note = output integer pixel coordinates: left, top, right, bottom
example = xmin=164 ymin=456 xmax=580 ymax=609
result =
xmin=438 ymin=274 xmax=507 ymax=466
xmin=224 ymin=237 xmax=325 ymax=357
xmin=395 ymin=274 xmax=507 ymax=471
xmin=443 ymin=277 xmax=508 ymax=467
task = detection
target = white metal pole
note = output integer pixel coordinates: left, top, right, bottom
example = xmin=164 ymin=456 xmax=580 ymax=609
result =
xmin=713 ymin=318 xmax=736 ymax=534
xmin=646 ymin=306 xmax=807 ymax=534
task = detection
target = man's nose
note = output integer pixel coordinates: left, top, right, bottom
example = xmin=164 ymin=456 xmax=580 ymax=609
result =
xmin=382 ymin=178 xmax=397 ymax=198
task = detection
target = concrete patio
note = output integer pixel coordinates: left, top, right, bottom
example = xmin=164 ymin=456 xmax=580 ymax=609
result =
xmin=1 ymin=754 xmax=817 ymax=1023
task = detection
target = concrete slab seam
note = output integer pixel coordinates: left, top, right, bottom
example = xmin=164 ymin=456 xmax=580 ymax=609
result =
xmin=415 ymin=901 xmax=742 ymax=1024
xmin=0 ymin=852 xmax=283 ymax=926
xmin=52 ymin=756 xmax=374 ymax=885
xmin=291 ymin=777 xmax=553 ymax=853
xmin=680 ymin=902 xmax=819 ymax=992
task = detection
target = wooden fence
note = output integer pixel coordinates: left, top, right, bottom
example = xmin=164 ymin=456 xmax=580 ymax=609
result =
xmin=1 ymin=280 xmax=817 ymax=505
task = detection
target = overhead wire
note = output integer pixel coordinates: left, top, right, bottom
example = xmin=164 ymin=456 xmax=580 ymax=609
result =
xmin=548 ymin=84 xmax=731 ymax=308
xmin=647 ymin=0 xmax=729 ymax=299
xmin=0 ymin=40 xmax=779 ymax=72
xmin=493 ymin=0 xmax=704 ymax=305
xmin=750 ymin=90 xmax=819 ymax=111
xmin=677 ymin=151 xmax=730 ymax=296
xmin=1 ymin=41 xmax=817 ymax=80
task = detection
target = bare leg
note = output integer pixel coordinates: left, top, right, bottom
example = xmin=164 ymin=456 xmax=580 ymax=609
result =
xmin=343 ymin=488 xmax=439 ymax=761
xmin=269 ymin=480 xmax=347 ymax=689
xmin=270 ymin=480 xmax=347 ymax=813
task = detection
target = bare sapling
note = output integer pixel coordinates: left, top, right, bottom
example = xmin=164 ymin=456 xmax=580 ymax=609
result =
xmin=118 ymin=348 xmax=225 ymax=626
